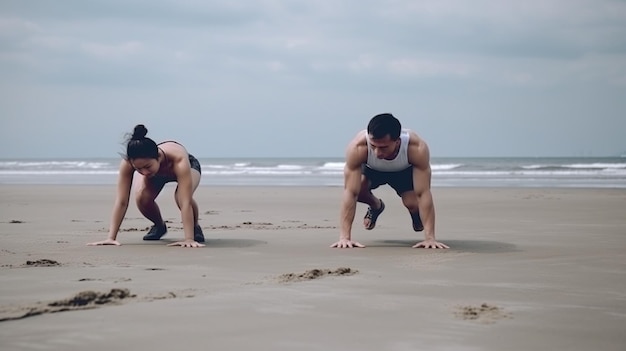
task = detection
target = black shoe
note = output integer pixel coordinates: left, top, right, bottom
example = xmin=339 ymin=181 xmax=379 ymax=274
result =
xmin=411 ymin=212 xmax=424 ymax=232
xmin=194 ymin=225 xmax=205 ymax=243
xmin=143 ymin=223 xmax=168 ymax=240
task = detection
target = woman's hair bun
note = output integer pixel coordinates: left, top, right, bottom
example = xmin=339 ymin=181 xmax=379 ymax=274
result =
xmin=131 ymin=124 xmax=148 ymax=140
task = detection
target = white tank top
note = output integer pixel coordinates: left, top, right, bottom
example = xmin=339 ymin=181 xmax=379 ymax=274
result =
xmin=365 ymin=129 xmax=411 ymax=172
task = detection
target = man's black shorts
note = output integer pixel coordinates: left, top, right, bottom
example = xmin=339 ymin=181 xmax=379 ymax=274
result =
xmin=362 ymin=165 xmax=414 ymax=195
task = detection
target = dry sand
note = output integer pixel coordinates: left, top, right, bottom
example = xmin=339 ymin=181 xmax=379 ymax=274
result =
xmin=0 ymin=184 xmax=625 ymax=350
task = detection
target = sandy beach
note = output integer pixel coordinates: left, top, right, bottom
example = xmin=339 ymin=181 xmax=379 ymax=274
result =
xmin=0 ymin=184 xmax=625 ymax=350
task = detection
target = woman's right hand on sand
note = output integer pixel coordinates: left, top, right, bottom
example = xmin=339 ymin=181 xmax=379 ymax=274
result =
xmin=87 ymin=239 xmax=121 ymax=246
xmin=330 ymin=238 xmax=365 ymax=248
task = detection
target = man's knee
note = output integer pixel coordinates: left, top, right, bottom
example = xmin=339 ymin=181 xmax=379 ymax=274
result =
xmin=355 ymin=179 xmax=371 ymax=200
xmin=357 ymin=191 xmax=372 ymax=203
xmin=401 ymin=192 xmax=419 ymax=210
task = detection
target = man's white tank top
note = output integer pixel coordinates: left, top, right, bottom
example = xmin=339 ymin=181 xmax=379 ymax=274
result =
xmin=365 ymin=129 xmax=411 ymax=172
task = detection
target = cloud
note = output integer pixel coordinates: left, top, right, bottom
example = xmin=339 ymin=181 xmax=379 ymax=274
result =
xmin=0 ymin=0 xmax=625 ymax=157
xmin=81 ymin=41 xmax=144 ymax=61
xmin=2 ymin=0 xmax=625 ymax=88
xmin=386 ymin=58 xmax=472 ymax=77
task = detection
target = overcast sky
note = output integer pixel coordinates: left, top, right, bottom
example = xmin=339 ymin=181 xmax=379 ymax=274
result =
xmin=1 ymin=0 xmax=625 ymax=158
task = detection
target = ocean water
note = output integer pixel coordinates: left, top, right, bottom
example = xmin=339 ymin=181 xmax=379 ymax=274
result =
xmin=1 ymin=157 xmax=625 ymax=188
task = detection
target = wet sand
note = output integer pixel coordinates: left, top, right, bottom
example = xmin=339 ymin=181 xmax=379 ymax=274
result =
xmin=1 ymin=185 xmax=625 ymax=350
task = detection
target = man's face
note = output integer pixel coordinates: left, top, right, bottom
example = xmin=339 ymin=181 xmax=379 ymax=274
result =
xmin=368 ymin=134 xmax=400 ymax=160
xmin=131 ymin=158 xmax=160 ymax=177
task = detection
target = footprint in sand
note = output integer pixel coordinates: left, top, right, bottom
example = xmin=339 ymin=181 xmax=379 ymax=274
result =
xmin=120 ymin=227 xmax=150 ymax=232
xmin=276 ymin=267 xmax=358 ymax=283
xmin=453 ymin=303 xmax=512 ymax=324
xmin=0 ymin=288 xmax=198 ymax=322
xmin=0 ymin=288 xmax=135 ymax=322
xmin=213 ymin=222 xmax=337 ymax=230
xmin=295 ymin=224 xmax=336 ymax=229
xmin=78 ymin=277 xmax=132 ymax=283
xmin=22 ymin=259 xmax=61 ymax=267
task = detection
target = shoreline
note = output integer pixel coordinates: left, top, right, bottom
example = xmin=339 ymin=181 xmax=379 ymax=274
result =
xmin=2 ymin=156 xmax=626 ymax=188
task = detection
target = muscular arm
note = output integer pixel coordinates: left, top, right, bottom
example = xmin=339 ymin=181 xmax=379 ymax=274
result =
xmin=340 ymin=152 xmax=363 ymax=241
xmin=407 ymin=132 xmax=448 ymax=248
xmin=332 ymin=132 xmax=368 ymax=248
xmin=107 ymin=160 xmax=134 ymax=241
xmin=411 ymin=155 xmax=435 ymax=241
xmin=171 ymin=156 xmax=196 ymax=242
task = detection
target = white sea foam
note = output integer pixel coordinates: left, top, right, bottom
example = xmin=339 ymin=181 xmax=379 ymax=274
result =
xmin=276 ymin=164 xmax=304 ymax=170
xmin=1 ymin=157 xmax=625 ymax=187
xmin=319 ymin=162 xmax=345 ymax=170
xmin=431 ymin=164 xmax=462 ymax=170
xmin=0 ymin=170 xmax=118 ymax=175
xmin=564 ymin=163 xmax=626 ymax=169
xmin=0 ymin=161 xmax=112 ymax=169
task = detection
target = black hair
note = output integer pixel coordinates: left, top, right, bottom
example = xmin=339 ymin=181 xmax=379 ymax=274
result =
xmin=124 ymin=124 xmax=158 ymax=160
xmin=367 ymin=113 xmax=401 ymax=140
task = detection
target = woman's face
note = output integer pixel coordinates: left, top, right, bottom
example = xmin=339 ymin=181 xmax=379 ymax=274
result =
xmin=130 ymin=157 xmax=160 ymax=177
